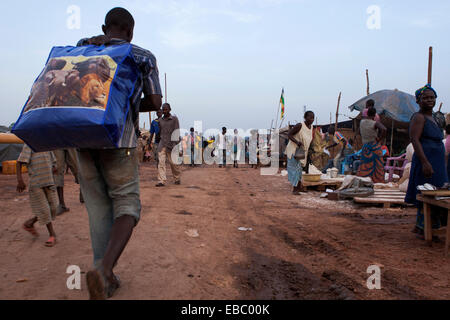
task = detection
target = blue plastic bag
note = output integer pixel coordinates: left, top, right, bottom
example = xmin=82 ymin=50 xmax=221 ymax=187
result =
xmin=12 ymin=44 xmax=139 ymax=151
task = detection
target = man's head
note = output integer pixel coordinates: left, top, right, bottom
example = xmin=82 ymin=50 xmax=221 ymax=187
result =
xmin=234 ymin=129 xmax=238 ymax=134
xmin=328 ymin=126 xmax=335 ymax=135
xmin=367 ymin=107 xmax=377 ymax=119
xmin=102 ymin=8 xmax=135 ymax=43
xmin=190 ymin=127 xmax=195 ymax=133
xmin=162 ymin=103 xmax=171 ymax=117
xmin=304 ymin=111 xmax=315 ymax=126
xmin=366 ymin=99 xmax=375 ymax=108
xmin=156 ymin=109 xmax=163 ymax=118
xmin=222 ymin=127 xmax=227 ymax=134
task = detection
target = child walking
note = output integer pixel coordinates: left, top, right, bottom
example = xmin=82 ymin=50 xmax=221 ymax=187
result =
xmin=16 ymin=144 xmax=59 ymax=247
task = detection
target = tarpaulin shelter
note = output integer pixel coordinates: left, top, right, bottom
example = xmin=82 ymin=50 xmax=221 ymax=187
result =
xmin=0 ymin=144 xmax=23 ymax=164
xmin=0 ymin=126 xmax=23 ymax=167
xmin=348 ymin=89 xmax=419 ymax=123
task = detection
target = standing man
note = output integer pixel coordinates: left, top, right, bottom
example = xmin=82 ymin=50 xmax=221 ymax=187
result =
xmin=156 ymin=103 xmax=181 ymax=186
xmin=149 ymin=109 xmax=163 ymax=167
xmin=76 ymin=7 xmax=162 ymax=299
xmin=217 ymin=127 xmax=227 ymax=168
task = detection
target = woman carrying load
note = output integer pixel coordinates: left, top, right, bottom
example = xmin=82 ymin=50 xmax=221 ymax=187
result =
xmin=357 ymin=107 xmax=387 ymax=183
xmin=286 ymin=111 xmax=314 ymax=195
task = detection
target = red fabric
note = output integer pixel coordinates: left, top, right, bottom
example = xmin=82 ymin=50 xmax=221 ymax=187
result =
xmin=362 ymin=108 xmax=381 ymax=122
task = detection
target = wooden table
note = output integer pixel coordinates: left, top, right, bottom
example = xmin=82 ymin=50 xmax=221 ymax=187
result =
xmin=417 ymin=194 xmax=450 ymax=256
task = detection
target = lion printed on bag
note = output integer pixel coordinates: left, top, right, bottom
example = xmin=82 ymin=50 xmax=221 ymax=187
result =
xmin=80 ymin=74 xmax=107 ymax=108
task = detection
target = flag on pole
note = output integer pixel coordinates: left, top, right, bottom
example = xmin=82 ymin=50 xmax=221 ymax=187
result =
xmin=280 ymin=88 xmax=285 ymax=119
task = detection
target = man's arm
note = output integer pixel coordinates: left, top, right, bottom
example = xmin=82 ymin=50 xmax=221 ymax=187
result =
xmin=288 ymin=124 xmax=303 ymax=147
xmin=140 ymin=54 xmax=163 ymax=112
xmin=140 ymin=95 xmax=162 ymax=113
xmin=375 ymin=122 xmax=387 ymax=142
xmin=16 ymin=162 xmax=26 ymax=193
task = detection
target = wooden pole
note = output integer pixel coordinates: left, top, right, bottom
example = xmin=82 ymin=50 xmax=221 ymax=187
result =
xmin=390 ymin=119 xmax=394 ymax=157
xmin=0 ymin=133 xmax=23 ymax=144
xmin=279 ymin=116 xmax=286 ymax=129
xmin=275 ymin=90 xmax=281 ymax=129
xmin=165 ymin=73 xmax=168 ymax=103
xmin=366 ymin=69 xmax=370 ymax=96
xmin=428 ymin=47 xmax=433 ymax=85
xmin=335 ymin=92 xmax=342 ymax=131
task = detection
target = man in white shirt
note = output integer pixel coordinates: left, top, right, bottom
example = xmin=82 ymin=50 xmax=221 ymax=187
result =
xmin=217 ymin=127 xmax=227 ymax=168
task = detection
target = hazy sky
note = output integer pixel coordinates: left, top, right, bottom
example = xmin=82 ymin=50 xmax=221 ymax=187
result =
xmin=1 ymin=0 xmax=448 ymax=134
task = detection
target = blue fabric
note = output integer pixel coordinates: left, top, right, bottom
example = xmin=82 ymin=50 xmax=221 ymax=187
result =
xmin=448 ymin=155 xmax=450 ymax=182
xmin=12 ymin=44 xmax=140 ymax=152
xmin=150 ymin=119 xmax=161 ymax=143
xmin=150 ymin=120 xmax=160 ymax=135
xmin=287 ymin=156 xmax=302 ymax=187
xmin=405 ymin=116 xmax=448 ymax=208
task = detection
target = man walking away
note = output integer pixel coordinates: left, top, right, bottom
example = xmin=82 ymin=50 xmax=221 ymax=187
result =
xmin=16 ymin=144 xmax=58 ymax=247
xmin=76 ymin=7 xmax=162 ymax=299
xmin=156 ymin=103 xmax=181 ymax=186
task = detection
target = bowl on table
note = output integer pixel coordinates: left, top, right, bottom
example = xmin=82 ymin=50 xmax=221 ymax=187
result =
xmin=303 ymin=173 xmax=322 ymax=183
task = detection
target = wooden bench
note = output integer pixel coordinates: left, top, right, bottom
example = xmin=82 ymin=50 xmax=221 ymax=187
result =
xmin=417 ymin=194 xmax=450 ymax=257
xmin=354 ymin=189 xmax=407 ymax=208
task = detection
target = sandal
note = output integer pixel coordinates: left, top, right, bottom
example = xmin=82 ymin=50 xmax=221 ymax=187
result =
xmin=155 ymin=183 xmax=165 ymax=187
xmin=23 ymin=224 xmax=39 ymax=237
xmin=45 ymin=236 xmax=56 ymax=247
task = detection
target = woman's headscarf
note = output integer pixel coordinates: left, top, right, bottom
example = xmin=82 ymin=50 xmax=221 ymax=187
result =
xmin=415 ymin=84 xmax=438 ymax=100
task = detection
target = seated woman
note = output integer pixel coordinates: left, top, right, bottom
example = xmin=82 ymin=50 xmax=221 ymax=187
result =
xmin=406 ymin=84 xmax=448 ymax=240
xmin=357 ymin=107 xmax=387 ymax=183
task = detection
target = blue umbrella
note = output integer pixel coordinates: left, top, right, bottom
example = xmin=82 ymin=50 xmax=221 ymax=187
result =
xmin=348 ymin=89 xmax=419 ymax=123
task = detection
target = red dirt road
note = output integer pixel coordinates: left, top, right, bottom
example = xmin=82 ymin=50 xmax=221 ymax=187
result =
xmin=0 ymin=163 xmax=449 ymax=300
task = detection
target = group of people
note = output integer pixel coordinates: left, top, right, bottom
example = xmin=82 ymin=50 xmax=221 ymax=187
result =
xmin=284 ymin=84 xmax=448 ymax=243
xmin=286 ymin=98 xmax=390 ymax=196
xmin=13 ymin=6 xmax=448 ymax=301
